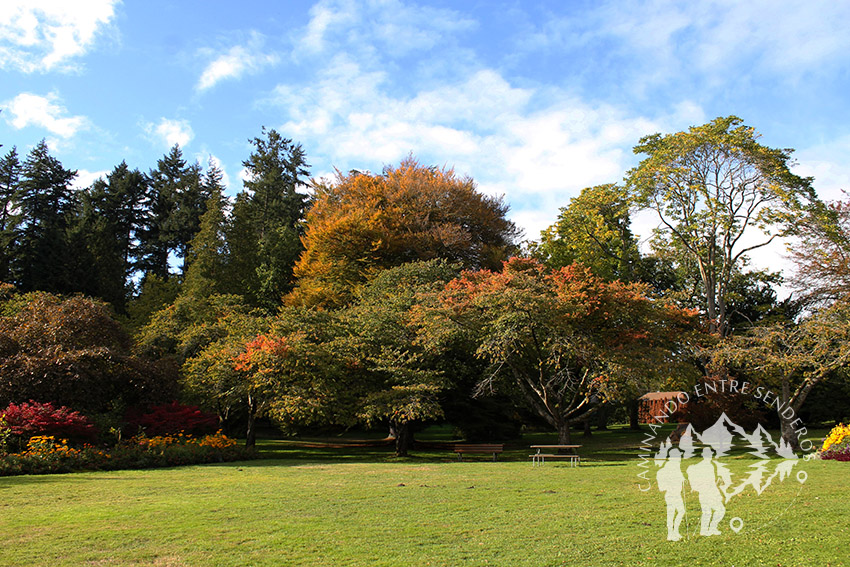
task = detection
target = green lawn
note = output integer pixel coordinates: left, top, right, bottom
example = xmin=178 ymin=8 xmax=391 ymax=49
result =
xmin=1 ymin=427 xmax=847 ymax=566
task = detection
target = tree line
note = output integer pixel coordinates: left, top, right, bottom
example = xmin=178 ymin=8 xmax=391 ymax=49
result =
xmin=2 ymin=116 xmax=850 ymax=455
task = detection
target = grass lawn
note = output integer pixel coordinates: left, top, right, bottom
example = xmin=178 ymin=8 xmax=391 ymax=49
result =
xmin=1 ymin=426 xmax=846 ymax=566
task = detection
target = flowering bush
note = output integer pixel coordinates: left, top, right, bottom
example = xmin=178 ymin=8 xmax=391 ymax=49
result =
xmin=0 ymin=401 xmax=96 ymax=449
xmin=125 ymin=401 xmax=219 ymax=437
xmin=0 ymin=430 xmax=253 ymax=476
xmin=819 ymin=423 xmax=850 ymax=461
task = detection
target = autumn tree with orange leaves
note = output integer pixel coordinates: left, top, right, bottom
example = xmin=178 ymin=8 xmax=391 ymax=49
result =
xmin=416 ymin=258 xmax=699 ymax=444
xmin=289 ymin=157 xmax=518 ymax=308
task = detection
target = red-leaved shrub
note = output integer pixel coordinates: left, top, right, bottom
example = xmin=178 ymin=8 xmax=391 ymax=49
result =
xmin=126 ymin=401 xmax=219 ymax=436
xmin=0 ymin=401 xmax=96 ymax=443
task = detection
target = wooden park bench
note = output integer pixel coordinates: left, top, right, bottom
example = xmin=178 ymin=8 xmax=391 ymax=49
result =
xmin=529 ymin=445 xmax=581 ymax=467
xmin=453 ymin=443 xmax=504 ymax=462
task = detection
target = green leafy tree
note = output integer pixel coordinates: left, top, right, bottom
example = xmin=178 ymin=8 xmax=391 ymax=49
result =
xmin=346 ymin=260 xmax=462 ymax=456
xmin=627 ymin=116 xmax=817 ymax=337
xmin=715 ymin=300 xmax=850 ymax=451
xmin=177 ymin=297 xmax=266 ymax=442
xmin=237 ymin=317 xmax=354 ymax=447
xmin=538 ymin=184 xmax=642 ymax=281
xmin=125 ymin=273 xmax=182 ymax=331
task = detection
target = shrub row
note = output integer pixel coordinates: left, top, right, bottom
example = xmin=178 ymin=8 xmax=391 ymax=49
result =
xmin=0 ymin=400 xmax=220 ymax=451
xmin=0 ymin=431 xmax=255 ymax=476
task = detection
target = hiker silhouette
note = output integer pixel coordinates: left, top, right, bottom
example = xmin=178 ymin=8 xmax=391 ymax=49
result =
xmin=656 ymin=447 xmax=686 ymax=541
xmin=686 ymin=447 xmax=725 ymax=536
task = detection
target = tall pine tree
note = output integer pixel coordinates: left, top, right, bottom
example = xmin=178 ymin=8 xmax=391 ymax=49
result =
xmin=72 ymin=162 xmax=149 ymax=310
xmin=0 ymin=147 xmax=21 ymax=283
xmin=137 ymin=145 xmax=206 ymax=280
xmin=182 ymin=159 xmax=230 ymax=299
xmin=12 ymin=140 xmax=78 ymax=293
xmin=226 ymin=128 xmax=309 ymax=309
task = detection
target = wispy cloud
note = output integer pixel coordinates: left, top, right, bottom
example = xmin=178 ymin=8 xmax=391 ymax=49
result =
xmin=0 ymin=0 xmax=118 ymax=73
xmin=142 ymin=118 xmax=194 ymax=149
xmin=296 ymin=0 xmax=476 ymax=60
xmin=516 ymin=0 xmax=850 ymax=90
xmin=196 ymin=32 xmax=279 ymax=92
xmin=270 ymin=51 xmax=701 ymax=239
xmin=795 ymin=136 xmax=850 ymax=203
xmin=2 ymin=92 xmax=90 ymax=138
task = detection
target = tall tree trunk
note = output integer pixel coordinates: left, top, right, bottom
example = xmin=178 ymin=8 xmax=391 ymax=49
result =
xmin=390 ymin=420 xmax=412 ymax=457
xmin=583 ymin=418 xmax=592 ymax=437
xmin=779 ymin=375 xmax=802 ymax=453
xmin=628 ymin=399 xmax=641 ymax=430
xmin=596 ymin=406 xmax=609 ymax=430
xmin=245 ymin=393 xmax=258 ymax=449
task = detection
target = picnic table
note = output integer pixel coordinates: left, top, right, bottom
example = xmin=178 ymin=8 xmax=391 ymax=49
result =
xmin=529 ymin=445 xmax=581 ymax=466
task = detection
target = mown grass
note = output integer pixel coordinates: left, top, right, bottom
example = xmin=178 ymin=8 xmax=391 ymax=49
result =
xmin=1 ymin=426 xmax=846 ymax=566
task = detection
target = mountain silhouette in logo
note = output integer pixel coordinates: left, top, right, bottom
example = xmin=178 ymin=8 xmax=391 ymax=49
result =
xmin=693 ymin=413 xmax=797 ymax=460
xmin=696 ymin=412 xmax=747 ymax=457
xmin=740 ymin=423 xmax=779 ymax=459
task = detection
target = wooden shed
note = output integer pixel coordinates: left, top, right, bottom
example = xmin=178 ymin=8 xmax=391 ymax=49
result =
xmin=638 ymin=391 xmax=688 ymax=424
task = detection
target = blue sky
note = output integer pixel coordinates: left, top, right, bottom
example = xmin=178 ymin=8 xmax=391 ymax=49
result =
xmin=2 ymin=0 xmax=850 ymax=268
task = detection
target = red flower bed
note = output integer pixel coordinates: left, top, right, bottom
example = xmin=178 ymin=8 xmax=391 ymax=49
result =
xmin=0 ymin=401 xmax=96 ymax=443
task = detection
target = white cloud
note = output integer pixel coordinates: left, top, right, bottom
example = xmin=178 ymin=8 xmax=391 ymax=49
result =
xmin=72 ymin=168 xmax=110 ymax=191
xmin=0 ymin=0 xmax=118 ymax=73
xmin=517 ymin=0 xmax=850 ymax=91
xmin=794 ymin=137 xmax=850 ymax=203
xmin=143 ymin=118 xmax=194 ymax=149
xmin=3 ymin=92 xmax=90 ymax=138
xmin=277 ymin=0 xmax=848 ymax=261
xmin=269 ymin=54 xmax=699 ymax=241
xmin=300 ymin=1 xmax=357 ymax=54
xmin=197 ymin=32 xmax=279 ymax=92
xmin=296 ymin=0 xmax=475 ymax=59
xmin=238 ymin=167 xmax=254 ymax=187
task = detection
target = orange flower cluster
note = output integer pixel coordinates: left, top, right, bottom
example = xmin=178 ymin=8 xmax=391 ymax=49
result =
xmin=24 ymin=435 xmax=109 ymax=460
xmin=197 ymin=431 xmax=238 ymax=449
xmin=134 ymin=430 xmax=237 ymax=451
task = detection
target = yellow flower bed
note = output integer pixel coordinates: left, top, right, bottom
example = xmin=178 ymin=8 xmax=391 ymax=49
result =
xmin=821 ymin=423 xmax=850 ymax=452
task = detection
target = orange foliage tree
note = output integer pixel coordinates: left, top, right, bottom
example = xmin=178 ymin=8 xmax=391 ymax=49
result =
xmin=289 ymin=157 xmax=518 ymax=308
xmin=416 ymin=258 xmax=699 ymax=444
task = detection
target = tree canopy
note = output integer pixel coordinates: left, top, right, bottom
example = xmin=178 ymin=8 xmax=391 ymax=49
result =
xmin=0 ymin=291 xmax=175 ymax=415
xmin=290 ymin=157 xmax=518 ymax=308
xmin=627 ymin=116 xmax=817 ymax=337
xmin=538 ymin=183 xmax=642 ymax=282
xmin=417 ymin=258 xmax=699 ymax=444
